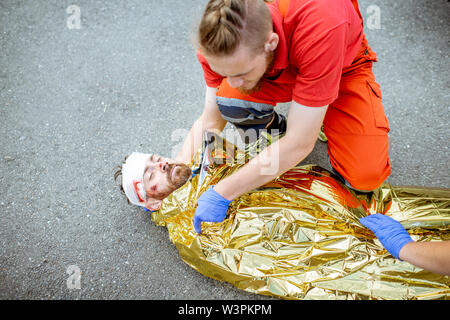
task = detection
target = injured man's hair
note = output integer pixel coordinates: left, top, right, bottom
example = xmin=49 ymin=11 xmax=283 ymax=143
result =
xmin=114 ymin=153 xmax=192 ymax=211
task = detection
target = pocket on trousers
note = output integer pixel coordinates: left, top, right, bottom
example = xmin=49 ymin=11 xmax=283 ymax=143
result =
xmin=367 ymin=80 xmax=390 ymax=133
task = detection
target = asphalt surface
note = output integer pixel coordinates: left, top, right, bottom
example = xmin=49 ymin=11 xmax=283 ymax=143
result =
xmin=0 ymin=0 xmax=449 ymax=300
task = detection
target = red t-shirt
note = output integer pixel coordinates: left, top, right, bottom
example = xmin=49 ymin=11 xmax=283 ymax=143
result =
xmin=197 ymin=0 xmax=364 ymax=107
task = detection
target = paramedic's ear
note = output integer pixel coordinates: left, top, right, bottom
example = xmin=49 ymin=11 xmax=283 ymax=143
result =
xmin=146 ymin=198 xmax=162 ymax=211
xmin=264 ymin=32 xmax=279 ymax=52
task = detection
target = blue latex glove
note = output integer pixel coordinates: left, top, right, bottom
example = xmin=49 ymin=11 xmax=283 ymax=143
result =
xmin=360 ymin=213 xmax=413 ymax=260
xmin=194 ymin=186 xmax=232 ymax=234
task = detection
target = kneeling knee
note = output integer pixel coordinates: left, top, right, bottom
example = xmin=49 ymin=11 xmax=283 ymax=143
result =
xmin=345 ymin=163 xmax=391 ymax=191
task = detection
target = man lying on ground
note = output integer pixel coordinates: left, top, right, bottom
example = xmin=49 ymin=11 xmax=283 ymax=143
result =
xmin=114 ymin=147 xmax=450 ymax=277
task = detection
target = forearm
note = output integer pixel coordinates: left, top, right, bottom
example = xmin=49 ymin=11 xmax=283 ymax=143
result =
xmin=215 ymin=133 xmax=314 ymax=200
xmin=399 ymin=241 xmax=450 ymax=276
xmin=175 ymin=116 xmax=204 ymax=165
xmin=175 ymin=87 xmax=226 ymax=164
xmin=175 ymin=116 xmax=226 ymax=165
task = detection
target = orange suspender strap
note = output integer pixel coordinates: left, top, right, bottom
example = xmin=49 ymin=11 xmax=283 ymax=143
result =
xmin=278 ymin=0 xmax=290 ymax=18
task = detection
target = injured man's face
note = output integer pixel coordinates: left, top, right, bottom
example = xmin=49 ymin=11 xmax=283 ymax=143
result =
xmin=118 ymin=152 xmax=192 ymax=211
xmin=143 ymin=154 xmax=191 ymax=200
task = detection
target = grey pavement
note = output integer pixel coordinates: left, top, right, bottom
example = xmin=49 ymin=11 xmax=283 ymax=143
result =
xmin=0 ymin=0 xmax=448 ymax=299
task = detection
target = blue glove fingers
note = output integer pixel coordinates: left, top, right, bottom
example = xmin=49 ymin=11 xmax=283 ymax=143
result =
xmin=194 ymin=186 xmax=232 ymax=234
xmin=194 ymin=215 xmax=202 ymax=234
xmin=360 ymin=214 xmax=381 ymax=230
xmin=359 ymin=213 xmax=413 ymax=260
xmin=194 ymin=213 xmax=226 ymax=234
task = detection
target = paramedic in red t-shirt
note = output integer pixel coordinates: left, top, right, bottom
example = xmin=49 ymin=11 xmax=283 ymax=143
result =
xmin=172 ymin=0 xmax=391 ymax=233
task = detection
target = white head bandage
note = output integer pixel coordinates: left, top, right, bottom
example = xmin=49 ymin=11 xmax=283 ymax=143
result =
xmin=121 ymin=152 xmax=151 ymax=207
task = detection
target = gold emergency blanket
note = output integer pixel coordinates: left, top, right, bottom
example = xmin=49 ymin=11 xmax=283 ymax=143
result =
xmin=152 ymin=133 xmax=450 ymax=300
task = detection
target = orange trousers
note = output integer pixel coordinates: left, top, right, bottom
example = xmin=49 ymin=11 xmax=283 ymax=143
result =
xmin=216 ymin=35 xmax=391 ymax=191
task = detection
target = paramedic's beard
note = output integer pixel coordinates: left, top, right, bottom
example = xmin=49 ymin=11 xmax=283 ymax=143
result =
xmin=166 ymin=163 xmax=192 ymax=190
xmin=238 ymin=79 xmax=263 ymax=95
xmin=238 ymin=50 xmax=275 ymax=95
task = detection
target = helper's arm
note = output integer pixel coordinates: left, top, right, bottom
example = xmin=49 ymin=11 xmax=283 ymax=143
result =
xmin=360 ymin=214 xmax=450 ymax=276
xmin=214 ymin=101 xmax=328 ymax=200
xmin=399 ymin=241 xmax=450 ymax=276
xmin=175 ymin=86 xmax=227 ymax=165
